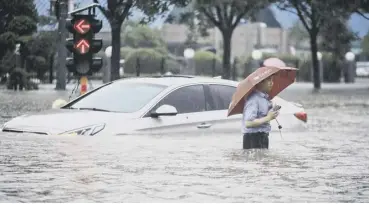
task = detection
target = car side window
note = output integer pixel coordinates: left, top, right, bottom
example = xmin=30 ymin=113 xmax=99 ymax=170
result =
xmin=153 ymin=85 xmax=206 ymax=114
xmin=208 ymin=84 xmax=236 ymax=110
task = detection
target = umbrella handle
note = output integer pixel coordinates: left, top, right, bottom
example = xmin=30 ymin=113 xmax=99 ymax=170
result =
xmin=275 ymin=119 xmax=282 ymax=129
xmin=275 ymin=119 xmax=283 ymax=140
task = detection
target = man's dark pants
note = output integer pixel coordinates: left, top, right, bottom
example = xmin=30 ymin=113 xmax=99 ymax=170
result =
xmin=243 ymin=132 xmax=269 ymax=149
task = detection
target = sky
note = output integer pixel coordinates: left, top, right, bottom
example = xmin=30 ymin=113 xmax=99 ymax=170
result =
xmin=269 ymin=5 xmax=369 ymax=37
xmin=35 ymin=0 xmax=369 ymax=37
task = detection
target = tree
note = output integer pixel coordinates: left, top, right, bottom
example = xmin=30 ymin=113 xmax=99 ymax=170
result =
xmin=0 ymin=0 xmax=38 ymax=72
xmin=278 ymin=0 xmax=369 ymax=89
xmin=362 ymin=30 xmax=369 ymax=57
xmin=0 ymin=0 xmax=38 ymax=33
xmin=288 ymin=20 xmax=309 ymax=48
xmin=332 ymin=0 xmax=369 ymax=20
xmin=277 ymin=0 xmax=335 ymax=90
xmin=93 ymin=0 xmax=189 ymax=81
xmin=177 ymin=0 xmax=272 ymax=79
xmin=121 ymin=21 xmax=166 ymax=49
xmin=320 ymin=15 xmax=358 ymax=61
xmin=25 ymin=31 xmax=58 ymax=79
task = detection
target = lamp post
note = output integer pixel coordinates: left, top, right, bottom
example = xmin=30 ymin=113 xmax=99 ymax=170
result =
xmin=317 ymin=51 xmax=323 ymax=83
xmin=183 ymin=48 xmax=195 ymax=75
xmin=104 ymin=46 xmax=112 ymax=83
xmin=251 ymin=50 xmax=262 ymax=61
xmin=251 ymin=50 xmax=262 ymax=70
xmin=345 ymin=51 xmax=355 ymax=83
xmin=257 ymin=23 xmax=267 ymax=49
xmin=14 ymin=44 xmax=22 ymax=68
xmin=55 ymin=0 xmax=68 ymax=90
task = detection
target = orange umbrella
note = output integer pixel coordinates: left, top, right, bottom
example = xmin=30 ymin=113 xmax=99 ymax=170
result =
xmin=263 ymin=57 xmax=286 ymax=67
xmin=228 ymin=66 xmax=298 ymax=117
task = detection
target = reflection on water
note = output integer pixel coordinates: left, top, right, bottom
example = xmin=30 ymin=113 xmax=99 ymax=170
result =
xmin=0 ymin=82 xmax=369 ymax=202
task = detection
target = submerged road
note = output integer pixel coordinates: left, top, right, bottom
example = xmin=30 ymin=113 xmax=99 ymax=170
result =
xmin=0 ymin=79 xmax=368 ymax=202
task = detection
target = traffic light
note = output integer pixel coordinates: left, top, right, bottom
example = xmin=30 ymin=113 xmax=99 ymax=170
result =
xmin=65 ymin=14 xmax=103 ymax=76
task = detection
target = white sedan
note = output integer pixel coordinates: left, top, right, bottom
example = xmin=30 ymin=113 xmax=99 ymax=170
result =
xmin=1 ymin=75 xmax=307 ymax=136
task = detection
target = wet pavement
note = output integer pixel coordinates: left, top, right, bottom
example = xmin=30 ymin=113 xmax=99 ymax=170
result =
xmin=0 ymin=80 xmax=369 ymax=202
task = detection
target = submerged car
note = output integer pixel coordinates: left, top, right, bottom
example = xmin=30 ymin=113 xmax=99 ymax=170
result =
xmin=1 ymin=75 xmax=307 ymax=136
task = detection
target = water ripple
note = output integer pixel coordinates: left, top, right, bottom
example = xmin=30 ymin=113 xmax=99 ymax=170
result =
xmin=1 ymin=83 xmax=369 ymax=202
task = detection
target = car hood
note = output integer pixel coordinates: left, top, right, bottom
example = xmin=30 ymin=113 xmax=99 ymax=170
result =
xmin=2 ymin=108 xmax=136 ymax=135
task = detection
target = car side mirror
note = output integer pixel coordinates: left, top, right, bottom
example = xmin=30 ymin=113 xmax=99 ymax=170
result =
xmin=150 ymin=104 xmax=178 ymax=118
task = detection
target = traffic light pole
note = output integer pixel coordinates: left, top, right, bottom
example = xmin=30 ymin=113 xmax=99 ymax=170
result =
xmin=55 ymin=0 xmax=68 ymax=90
xmin=64 ymin=4 xmax=103 ymax=97
xmin=80 ymin=75 xmax=88 ymax=95
xmin=77 ymin=61 xmax=89 ymax=95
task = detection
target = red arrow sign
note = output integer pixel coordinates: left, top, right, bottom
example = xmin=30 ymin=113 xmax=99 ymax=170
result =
xmin=74 ymin=19 xmax=91 ymax=34
xmin=75 ymin=39 xmax=90 ymax=54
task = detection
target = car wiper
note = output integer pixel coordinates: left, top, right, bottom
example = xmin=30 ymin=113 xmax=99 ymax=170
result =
xmin=77 ymin=107 xmax=111 ymax=112
xmin=62 ymin=107 xmax=76 ymax=109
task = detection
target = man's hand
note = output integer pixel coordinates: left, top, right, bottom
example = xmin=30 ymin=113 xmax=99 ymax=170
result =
xmin=245 ymin=110 xmax=279 ymax=128
xmin=267 ymin=110 xmax=279 ymax=121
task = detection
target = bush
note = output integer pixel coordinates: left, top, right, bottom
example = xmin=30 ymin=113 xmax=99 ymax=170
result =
xmin=165 ymin=59 xmax=181 ymax=74
xmin=124 ymin=48 xmax=181 ymax=75
xmin=6 ymin=68 xmax=38 ymax=90
xmin=298 ymin=60 xmax=312 ymax=82
xmin=154 ymin=47 xmax=168 ymax=55
xmin=120 ymin=46 xmax=168 ymax=60
xmin=295 ymin=53 xmax=343 ymax=83
xmin=238 ymin=53 xmax=302 ymax=79
xmin=193 ymin=51 xmax=222 ymax=76
xmin=0 ymin=51 xmax=16 ymax=74
xmin=120 ymin=47 xmax=134 ymax=59
xmin=321 ymin=53 xmax=342 ymax=83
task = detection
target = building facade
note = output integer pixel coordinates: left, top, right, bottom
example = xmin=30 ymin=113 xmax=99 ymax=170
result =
xmin=160 ymin=23 xmax=290 ymax=58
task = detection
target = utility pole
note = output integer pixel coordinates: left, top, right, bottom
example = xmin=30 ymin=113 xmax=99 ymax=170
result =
xmin=55 ymin=0 xmax=68 ymax=90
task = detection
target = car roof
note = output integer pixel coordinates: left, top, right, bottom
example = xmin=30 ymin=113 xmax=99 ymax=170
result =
xmin=112 ymin=75 xmax=239 ymax=87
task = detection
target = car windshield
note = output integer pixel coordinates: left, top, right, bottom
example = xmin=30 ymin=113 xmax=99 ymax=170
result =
xmin=67 ymin=82 xmax=167 ymax=113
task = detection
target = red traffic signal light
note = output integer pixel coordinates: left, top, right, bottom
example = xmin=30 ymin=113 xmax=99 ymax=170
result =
xmin=65 ymin=14 xmax=103 ymax=76
xmin=66 ymin=17 xmax=102 ymax=34
xmin=73 ymin=19 xmax=91 ymax=34
xmin=74 ymin=39 xmax=90 ymax=54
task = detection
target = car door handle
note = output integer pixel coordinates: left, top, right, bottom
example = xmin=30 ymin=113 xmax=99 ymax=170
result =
xmin=197 ymin=123 xmax=212 ymax=129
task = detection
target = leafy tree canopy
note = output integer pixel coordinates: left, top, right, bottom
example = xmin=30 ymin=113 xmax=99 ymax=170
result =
xmin=121 ymin=21 xmax=166 ymax=49
xmin=361 ymin=30 xmax=369 ymax=56
xmin=0 ymin=0 xmax=38 ymax=72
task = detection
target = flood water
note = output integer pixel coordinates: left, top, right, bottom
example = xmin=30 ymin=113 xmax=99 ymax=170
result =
xmin=1 ymin=81 xmax=369 ymax=202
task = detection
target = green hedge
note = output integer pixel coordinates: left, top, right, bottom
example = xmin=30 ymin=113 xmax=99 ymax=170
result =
xmin=238 ymin=53 xmax=303 ymax=80
xmin=235 ymin=52 xmax=344 ymax=82
xmin=123 ymin=49 xmax=223 ymax=76
xmin=120 ymin=47 xmax=134 ymax=59
xmin=124 ymin=48 xmax=181 ymax=74
xmin=193 ymin=51 xmax=222 ymax=76
xmin=299 ymin=53 xmax=343 ymax=83
xmin=120 ymin=46 xmax=168 ymax=60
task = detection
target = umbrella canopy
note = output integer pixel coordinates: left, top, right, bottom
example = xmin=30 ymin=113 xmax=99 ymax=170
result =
xmin=263 ymin=57 xmax=286 ymax=67
xmin=228 ymin=66 xmax=297 ymax=117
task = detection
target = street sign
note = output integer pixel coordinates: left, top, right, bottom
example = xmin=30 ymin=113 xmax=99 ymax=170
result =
xmin=73 ymin=19 xmax=91 ymax=34
xmin=75 ymin=39 xmax=90 ymax=54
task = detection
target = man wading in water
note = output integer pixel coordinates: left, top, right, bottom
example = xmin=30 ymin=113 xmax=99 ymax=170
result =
xmin=242 ymin=76 xmax=279 ymax=149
